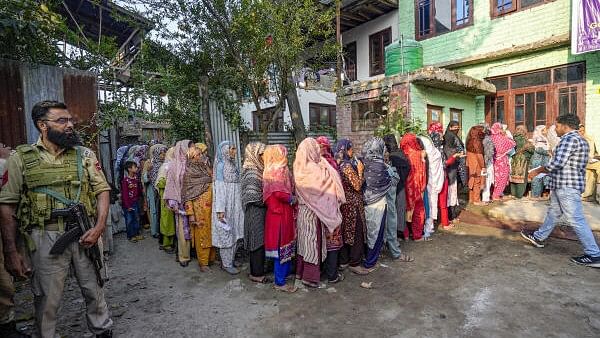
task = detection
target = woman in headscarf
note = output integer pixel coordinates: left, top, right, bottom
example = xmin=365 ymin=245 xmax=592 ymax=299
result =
xmin=443 ymin=121 xmax=466 ymax=222
xmin=240 ymin=142 xmax=268 ymax=282
xmin=420 ymin=135 xmax=445 ymax=237
xmin=546 ymin=125 xmax=560 ymax=154
xmin=510 ymin=125 xmax=534 ymax=199
xmin=144 ymin=144 xmax=167 ymax=238
xmin=155 ymin=147 xmax=176 ymax=253
xmin=164 ymin=140 xmax=193 ymax=267
xmin=114 ymin=145 xmax=131 ymax=186
xmin=294 ymin=138 xmax=346 ymax=288
xmin=400 ymin=133 xmax=428 ymax=241
xmin=482 ymin=127 xmax=495 ymax=203
xmin=181 ymin=143 xmax=215 ymax=272
xmin=361 ymin=137 xmax=393 ymax=268
xmin=212 ymin=141 xmax=245 ymax=275
xmin=491 ymin=123 xmax=516 ymax=201
xmin=316 ymin=136 xmax=337 ymax=170
xmin=529 ymin=125 xmax=551 ymax=200
xmin=335 ymin=140 xmax=368 ymax=274
xmin=466 ymin=125 xmax=487 ymax=205
xmin=383 ymin=134 xmax=411 ymax=249
xmin=263 ymin=145 xmax=298 ymax=292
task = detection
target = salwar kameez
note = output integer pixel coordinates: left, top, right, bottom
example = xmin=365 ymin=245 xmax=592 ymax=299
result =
xmin=157 ymin=177 xmax=175 ymax=249
xmin=296 ymin=203 xmax=326 ymax=284
xmin=338 ymin=163 xmax=366 ymax=267
xmin=385 ymin=166 xmax=401 ymax=257
xmin=364 ymin=197 xmax=387 ymax=269
xmin=529 ymin=147 xmax=550 ymax=198
xmin=143 ymin=172 xmax=160 ymax=237
xmin=184 ymin=186 xmax=215 ymax=267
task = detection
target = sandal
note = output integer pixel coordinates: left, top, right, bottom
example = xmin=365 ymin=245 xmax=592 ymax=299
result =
xmin=273 ymin=284 xmax=298 ymax=293
xmin=302 ymin=281 xmax=326 ymax=289
xmin=349 ymin=265 xmax=370 ymax=275
xmin=394 ymin=253 xmax=414 ymax=262
xmin=414 ymin=237 xmax=432 ymax=242
xmin=249 ymin=275 xmax=272 ymax=284
xmin=328 ymin=272 xmax=345 ymax=284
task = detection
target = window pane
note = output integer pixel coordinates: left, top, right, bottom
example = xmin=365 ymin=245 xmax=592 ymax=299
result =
xmin=525 ymin=92 xmax=535 ymax=131
xmin=570 ymin=91 xmax=578 ymax=115
xmin=536 ymin=91 xmax=545 ymax=102
xmin=521 ymin=0 xmax=543 ymax=8
xmin=497 ymin=97 xmax=505 ymax=123
xmin=558 ymin=90 xmax=569 ymax=116
xmin=490 ymin=77 xmax=508 ymax=91
xmin=554 ymin=64 xmax=585 ymax=83
xmin=515 ymin=106 xmax=524 ymax=123
xmin=320 ymin=107 xmax=329 ymax=125
xmin=309 ymin=106 xmax=319 ymax=126
xmin=497 ymin=0 xmax=514 ymax=12
xmin=329 ymin=107 xmax=336 ymax=127
xmin=511 ymin=70 xmax=551 ymax=89
xmin=418 ymin=0 xmax=432 ymax=36
xmin=455 ymin=0 xmax=470 ymax=26
xmin=515 ymin=94 xmax=524 ymax=105
xmin=435 ymin=0 xmax=451 ymax=33
xmin=536 ymin=103 xmax=546 ymax=125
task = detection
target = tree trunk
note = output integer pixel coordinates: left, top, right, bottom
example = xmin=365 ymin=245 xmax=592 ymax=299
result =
xmin=286 ymin=79 xmax=306 ymax=145
xmin=198 ymin=77 xmax=214 ymax=158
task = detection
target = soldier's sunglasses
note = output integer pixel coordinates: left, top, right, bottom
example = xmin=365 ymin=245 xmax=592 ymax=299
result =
xmin=43 ymin=117 xmax=76 ymax=125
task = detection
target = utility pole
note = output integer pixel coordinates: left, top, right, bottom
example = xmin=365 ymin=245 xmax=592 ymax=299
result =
xmin=336 ymin=0 xmax=342 ymax=91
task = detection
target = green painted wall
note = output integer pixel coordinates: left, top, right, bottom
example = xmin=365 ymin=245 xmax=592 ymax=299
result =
xmin=409 ymin=84 xmax=477 ymax=139
xmin=397 ymin=0 xmax=600 ymax=145
xmin=398 ymin=0 xmax=570 ymax=66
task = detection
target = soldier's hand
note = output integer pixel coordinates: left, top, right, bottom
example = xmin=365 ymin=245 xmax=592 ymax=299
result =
xmin=5 ymin=251 xmax=30 ymax=279
xmin=79 ymin=227 xmax=102 ymax=248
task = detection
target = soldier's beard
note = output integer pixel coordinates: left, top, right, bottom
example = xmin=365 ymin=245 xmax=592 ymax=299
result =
xmin=47 ymin=127 xmax=81 ymax=149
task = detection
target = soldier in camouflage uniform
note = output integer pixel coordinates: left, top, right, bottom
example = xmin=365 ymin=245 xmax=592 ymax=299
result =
xmin=0 ymin=101 xmax=113 ymax=338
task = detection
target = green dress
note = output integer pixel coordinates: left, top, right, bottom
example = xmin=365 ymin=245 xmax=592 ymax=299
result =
xmin=157 ymin=177 xmax=176 ymax=246
xmin=510 ymin=134 xmax=534 ymax=198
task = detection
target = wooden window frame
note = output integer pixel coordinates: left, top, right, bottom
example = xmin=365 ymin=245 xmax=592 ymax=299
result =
xmin=351 ymin=98 xmax=384 ymax=132
xmin=252 ymin=107 xmax=284 ymax=133
xmin=427 ymin=105 xmax=444 ymax=126
xmin=369 ymin=27 xmax=392 ymax=77
xmin=449 ymin=108 xmax=463 ymax=131
xmin=309 ymin=103 xmax=336 ymax=130
xmin=344 ymin=41 xmax=357 ymax=82
xmin=485 ymin=62 xmax=585 ymax=134
xmin=415 ymin=0 xmax=474 ymax=41
xmin=490 ymin=0 xmax=554 ymax=19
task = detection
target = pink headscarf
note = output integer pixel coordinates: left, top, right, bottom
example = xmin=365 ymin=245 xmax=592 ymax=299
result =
xmin=163 ymin=140 xmax=191 ymax=203
xmin=293 ymin=138 xmax=346 ymax=233
xmin=316 ymin=136 xmax=338 ymax=170
xmin=490 ymin=123 xmax=516 ymax=157
xmin=263 ymin=145 xmax=293 ymax=202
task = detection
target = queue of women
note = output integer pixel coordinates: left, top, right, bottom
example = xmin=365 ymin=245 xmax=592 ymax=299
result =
xmin=111 ymin=120 xmax=558 ymax=292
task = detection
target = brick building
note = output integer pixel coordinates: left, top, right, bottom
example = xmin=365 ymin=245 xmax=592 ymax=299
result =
xmin=338 ymin=0 xmax=598 ymax=150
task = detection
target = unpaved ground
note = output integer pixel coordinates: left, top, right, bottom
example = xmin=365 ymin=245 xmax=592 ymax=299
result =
xmin=14 ymin=223 xmax=600 ymax=337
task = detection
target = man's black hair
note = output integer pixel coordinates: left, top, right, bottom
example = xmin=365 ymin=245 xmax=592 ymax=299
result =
xmin=556 ymin=114 xmax=580 ymax=130
xmin=124 ymin=161 xmax=138 ymax=170
xmin=32 ymin=101 xmax=68 ymax=132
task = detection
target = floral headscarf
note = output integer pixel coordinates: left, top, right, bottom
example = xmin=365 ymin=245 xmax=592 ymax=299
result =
xmin=532 ymin=125 xmax=548 ymax=150
xmin=148 ymin=144 xmax=167 ymax=186
xmin=263 ymin=144 xmax=293 ymax=202
xmin=241 ymin=142 xmax=266 ymax=209
xmin=362 ymin=137 xmax=391 ymax=205
xmin=316 ymin=136 xmax=338 ymax=170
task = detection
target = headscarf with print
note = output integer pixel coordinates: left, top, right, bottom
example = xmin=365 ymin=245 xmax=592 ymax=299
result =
xmin=362 ymin=137 xmax=392 ymax=205
xmin=181 ymin=143 xmax=213 ymax=202
xmin=263 ymin=144 xmax=293 ymax=202
xmin=532 ymin=125 xmax=548 ymax=150
xmin=148 ymin=144 xmax=167 ymax=186
xmin=241 ymin=142 xmax=266 ymax=210
xmin=163 ymin=140 xmax=191 ymax=203
xmin=334 ymin=139 xmax=355 ymax=170
xmin=316 ymin=136 xmax=338 ymax=170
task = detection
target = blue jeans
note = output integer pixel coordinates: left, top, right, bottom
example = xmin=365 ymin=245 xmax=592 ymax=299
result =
xmin=534 ymin=187 xmax=600 ymax=257
xmin=123 ymin=205 xmax=140 ymax=239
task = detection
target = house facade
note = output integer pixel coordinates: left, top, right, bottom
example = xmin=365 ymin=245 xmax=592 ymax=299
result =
xmin=338 ymin=0 xmax=597 ymax=149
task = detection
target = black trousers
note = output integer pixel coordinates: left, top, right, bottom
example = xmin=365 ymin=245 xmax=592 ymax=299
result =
xmin=338 ymin=214 xmax=365 ymax=267
xmin=249 ymin=246 xmax=265 ymax=277
xmin=324 ymin=250 xmax=339 ymax=281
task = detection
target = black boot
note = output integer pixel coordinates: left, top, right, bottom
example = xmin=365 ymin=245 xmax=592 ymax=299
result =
xmin=0 ymin=321 xmax=30 ymax=338
xmin=96 ymin=329 xmax=113 ymax=338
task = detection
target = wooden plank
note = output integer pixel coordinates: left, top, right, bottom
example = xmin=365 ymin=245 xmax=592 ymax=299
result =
xmin=0 ymin=60 xmax=26 ymax=147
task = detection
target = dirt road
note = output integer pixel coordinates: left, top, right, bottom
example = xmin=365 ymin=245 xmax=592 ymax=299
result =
xmin=14 ymin=223 xmax=600 ymax=337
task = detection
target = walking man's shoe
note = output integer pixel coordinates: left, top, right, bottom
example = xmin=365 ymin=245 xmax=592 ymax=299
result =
xmin=570 ymin=255 xmax=600 ymax=268
xmin=520 ymin=230 xmax=545 ymax=248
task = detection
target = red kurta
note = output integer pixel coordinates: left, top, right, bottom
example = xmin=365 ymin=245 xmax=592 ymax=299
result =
xmin=264 ymin=191 xmax=296 ymax=263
